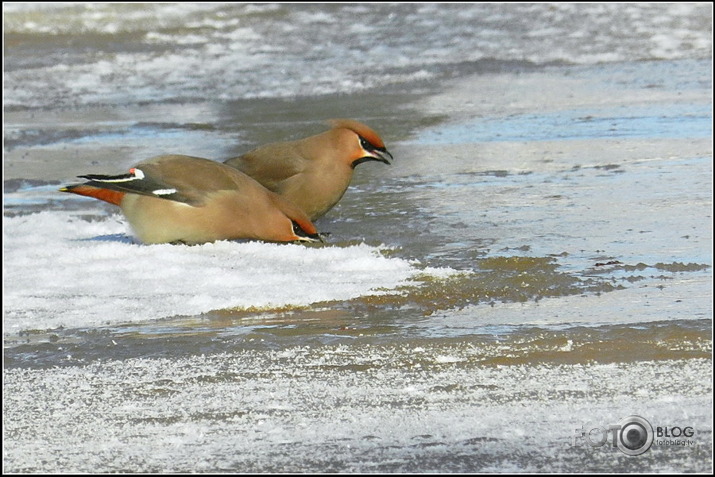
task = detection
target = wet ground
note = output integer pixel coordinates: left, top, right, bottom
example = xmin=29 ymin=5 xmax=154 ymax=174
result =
xmin=4 ymin=50 xmax=713 ymax=474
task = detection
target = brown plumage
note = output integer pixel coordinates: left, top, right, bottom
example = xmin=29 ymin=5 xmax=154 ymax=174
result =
xmin=223 ymin=119 xmax=393 ymax=221
xmin=60 ymin=154 xmax=321 ymax=245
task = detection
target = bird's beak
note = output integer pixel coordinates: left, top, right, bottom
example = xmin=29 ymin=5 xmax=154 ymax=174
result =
xmin=352 ymin=148 xmax=393 ymax=169
xmin=370 ymin=148 xmax=393 ymax=165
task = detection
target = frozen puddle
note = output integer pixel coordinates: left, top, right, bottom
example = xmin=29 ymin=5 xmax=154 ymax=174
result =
xmin=3 ymin=211 xmax=448 ymax=333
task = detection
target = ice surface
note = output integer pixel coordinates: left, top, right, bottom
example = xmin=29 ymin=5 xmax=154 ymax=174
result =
xmin=3 ymin=348 xmax=712 ymax=473
xmin=3 ymin=3 xmax=711 ymax=109
xmin=2 ymin=5 xmax=712 ymax=472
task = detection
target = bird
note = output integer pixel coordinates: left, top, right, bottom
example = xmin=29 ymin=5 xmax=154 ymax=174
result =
xmin=223 ymin=119 xmax=393 ymax=221
xmin=60 ymin=154 xmax=322 ymax=245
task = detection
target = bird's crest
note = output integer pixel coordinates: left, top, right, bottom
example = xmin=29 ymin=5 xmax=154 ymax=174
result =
xmin=327 ymin=119 xmax=385 ymax=149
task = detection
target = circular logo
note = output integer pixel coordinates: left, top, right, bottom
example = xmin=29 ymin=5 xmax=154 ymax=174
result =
xmin=617 ymin=415 xmax=654 ymax=456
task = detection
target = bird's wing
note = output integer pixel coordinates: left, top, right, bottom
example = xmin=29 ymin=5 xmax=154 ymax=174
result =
xmin=78 ymin=155 xmax=244 ymax=206
xmin=224 ymin=143 xmax=306 ymax=193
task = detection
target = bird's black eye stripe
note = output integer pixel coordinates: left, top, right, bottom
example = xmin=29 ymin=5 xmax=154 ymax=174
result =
xmin=360 ymin=136 xmax=387 ymax=153
xmin=359 ymin=136 xmax=374 ymax=151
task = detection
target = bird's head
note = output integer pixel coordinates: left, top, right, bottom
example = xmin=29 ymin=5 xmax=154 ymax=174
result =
xmin=327 ymin=119 xmax=393 ymax=169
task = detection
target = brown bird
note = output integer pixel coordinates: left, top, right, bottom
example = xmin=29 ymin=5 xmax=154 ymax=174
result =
xmin=60 ymin=154 xmax=321 ymax=245
xmin=223 ymin=119 xmax=393 ymax=221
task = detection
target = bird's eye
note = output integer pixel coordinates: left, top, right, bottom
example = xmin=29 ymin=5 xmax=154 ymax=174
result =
xmin=359 ymin=137 xmax=373 ymax=151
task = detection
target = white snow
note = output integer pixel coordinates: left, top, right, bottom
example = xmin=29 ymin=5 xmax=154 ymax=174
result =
xmin=3 ymin=210 xmax=445 ymax=333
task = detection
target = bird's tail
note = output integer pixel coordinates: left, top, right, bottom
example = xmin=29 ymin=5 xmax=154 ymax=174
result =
xmin=59 ymin=183 xmax=125 ymax=206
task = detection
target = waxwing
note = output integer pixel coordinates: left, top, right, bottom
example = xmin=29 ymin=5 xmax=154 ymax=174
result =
xmin=223 ymin=119 xmax=392 ymax=221
xmin=60 ymin=154 xmax=321 ymax=245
